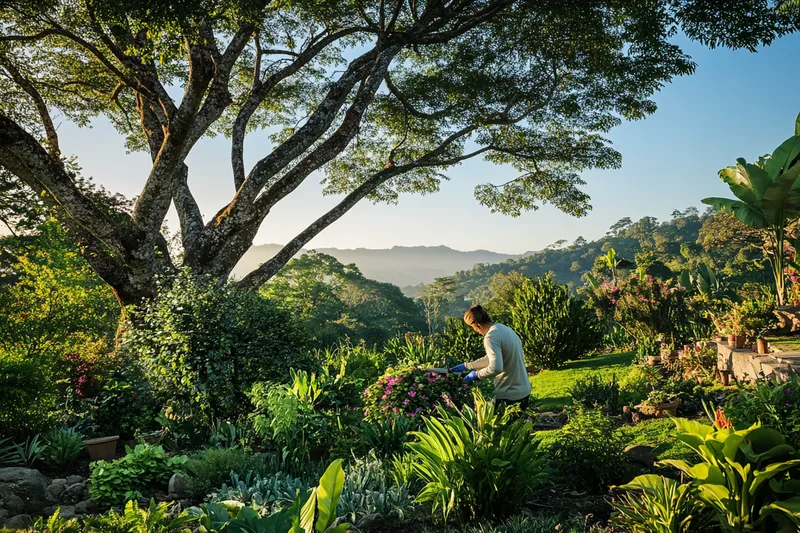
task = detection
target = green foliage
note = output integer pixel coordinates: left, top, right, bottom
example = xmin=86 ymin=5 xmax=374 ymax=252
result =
xmin=354 ymin=416 xmax=416 ymax=459
xmin=362 ymin=366 xmax=472 ymax=421
xmin=703 ymin=113 xmax=800 ymax=305
xmin=436 ymin=317 xmax=485 ymax=363
xmin=338 ymin=454 xmax=414 ymax=523
xmin=125 ymin=269 xmax=312 ymax=426
xmin=184 ymin=447 xmax=264 ymax=501
xmin=83 ymin=499 xmax=198 ymax=533
xmin=209 ymin=471 xmax=308 ymax=515
xmin=189 ymin=459 xmax=349 ymax=533
xmin=724 ymin=375 xmax=800 ymax=449
xmin=543 ymin=408 xmax=629 ymax=494
xmin=317 ymin=342 xmax=388 ymax=392
xmin=260 ymin=251 xmax=424 ymax=348
xmin=383 ymin=334 xmax=447 ymax=368
xmin=41 ymin=426 xmax=84 ymax=470
xmin=248 ymin=382 xmax=332 ymax=462
xmin=569 ymin=374 xmax=620 ymax=409
xmin=652 ymin=419 xmax=800 ymax=532
xmin=0 ymin=349 xmax=59 ymax=438
xmin=89 ymin=444 xmax=188 ymax=506
xmin=611 ymin=474 xmax=702 ymax=533
xmin=618 ymin=365 xmax=658 ymax=407
xmin=405 ymin=393 xmax=548 ymax=522
xmin=509 ymin=274 xmax=602 ymax=369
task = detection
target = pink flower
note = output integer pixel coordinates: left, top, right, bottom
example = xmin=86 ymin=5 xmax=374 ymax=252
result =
xmin=409 ymin=412 xmax=416 ymax=418
xmin=641 ymin=297 xmax=649 ymax=303
xmin=381 ymin=394 xmax=388 ymax=400
xmin=428 ymin=378 xmax=436 ymax=383
xmin=408 ymin=391 xmax=417 ymax=397
xmin=363 ymin=390 xmax=370 ymax=397
xmin=403 ymin=399 xmax=410 ymax=405
xmin=393 ymin=407 xmax=399 ymax=414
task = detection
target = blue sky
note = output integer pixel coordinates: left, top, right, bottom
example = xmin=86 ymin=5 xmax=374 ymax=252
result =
xmin=56 ymin=32 xmax=800 ymax=255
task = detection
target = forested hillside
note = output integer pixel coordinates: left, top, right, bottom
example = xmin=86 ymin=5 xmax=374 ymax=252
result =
xmin=446 ymin=207 xmax=771 ymax=304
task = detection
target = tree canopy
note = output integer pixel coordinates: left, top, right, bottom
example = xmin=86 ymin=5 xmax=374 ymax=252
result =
xmin=0 ymin=0 xmax=794 ymax=304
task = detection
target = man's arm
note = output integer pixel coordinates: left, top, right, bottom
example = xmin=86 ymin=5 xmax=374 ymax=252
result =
xmin=475 ymin=333 xmax=503 ymax=380
xmin=466 ymin=356 xmax=489 ymax=370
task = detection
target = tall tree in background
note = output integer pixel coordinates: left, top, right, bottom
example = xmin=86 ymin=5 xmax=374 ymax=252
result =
xmin=0 ymin=0 xmax=793 ymax=305
xmin=420 ymin=276 xmax=456 ymax=335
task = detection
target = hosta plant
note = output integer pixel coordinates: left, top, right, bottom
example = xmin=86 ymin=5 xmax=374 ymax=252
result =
xmin=611 ymin=474 xmax=702 ymax=533
xmin=362 ymin=365 xmax=471 ymax=421
xmin=405 ymin=392 xmax=548 ymax=522
xmin=661 ymin=418 xmax=800 ymax=532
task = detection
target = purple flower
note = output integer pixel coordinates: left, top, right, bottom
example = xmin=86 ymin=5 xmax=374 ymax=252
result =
xmin=786 ymin=402 xmax=793 ymax=408
xmin=408 ymin=391 xmax=417 ymax=398
xmin=787 ymin=388 xmax=793 ymax=396
xmin=403 ymin=399 xmax=410 ymax=405
xmin=428 ymin=378 xmax=436 ymax=383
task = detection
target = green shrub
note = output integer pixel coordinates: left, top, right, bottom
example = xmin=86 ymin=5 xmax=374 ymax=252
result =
xmin=338 ymin=454 xmax=414 ymax=523
xmin=618 ymin=365 xmax=654 ymax=406
xmin=405 ymin=392 xmax=548 ymax=522
xmin=542 ymin=407 xmax=629 ymax=494
xmin=362 ymin=365 xmax=472 ymax=421
xmin=84 ymin=499 xmax=198 ymax=533
xmin=610 ymin=474 xmax=703 ymax=533
xmin=724 ymin=375 xmax=800 ymax=449
xmin=89 ymin=444 xmax=187 ymax=506
xmin=383 ymin=334 xmax=447 ymax=367
xmin=569 ymin=374 xmax=620 ymax=409
xmin=124 ymin=269 xmax=312 ymax=425
xmin=208 ymin=470 xmax=308 ymax=514
xmin=510 ymin=274 xmax=603 ymax=369
xmin=0 ymin=350 xmax=59 ymax=438
xmin=353 ymin=416 xmax=416 ymax=458
xmin=184 ymin=447 xmax=263 ymax=501
xmin=435 ymin=317 xmax=485 ymax=363
xmin=41 ymin=427 xmax=85 ymax=470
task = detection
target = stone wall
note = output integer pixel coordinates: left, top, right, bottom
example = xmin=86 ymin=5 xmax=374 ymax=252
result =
xmin=716 ymin=341 xmax=800 ymax=383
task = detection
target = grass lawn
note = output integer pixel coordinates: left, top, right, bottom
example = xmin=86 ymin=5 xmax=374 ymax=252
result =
xmin=529 ymin=351 xmax=634 ymax=411
xmin=767 ymin=336 xmax=800 ymax=352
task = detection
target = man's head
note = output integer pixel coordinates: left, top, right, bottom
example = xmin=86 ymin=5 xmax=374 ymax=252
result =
xmin=464 ymin=305 xmax=493 ymax=336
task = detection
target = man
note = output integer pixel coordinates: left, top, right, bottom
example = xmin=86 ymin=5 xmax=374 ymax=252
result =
xmin=449 ymin=305 xmax=532 ymax=410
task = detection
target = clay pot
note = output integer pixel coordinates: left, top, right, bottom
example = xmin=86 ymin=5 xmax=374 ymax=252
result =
xmin=727 ymin=334 xmax=737 ymax=345
xmin=757 ymin=338 xmax=769 ymax=355
xmin=719 ymin=370 xmax=732 ymax=387
xmin=735 ymin=336 xmax=747 ymax=349
xmin=85 ymin=436 xmax=119 ymax=462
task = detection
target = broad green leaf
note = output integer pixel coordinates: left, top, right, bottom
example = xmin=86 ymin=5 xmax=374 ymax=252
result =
xmin=750 ymin=460 xmax=800 ymax=495
xmin=760 ymin=160 xmax=800 ymax=224
xmin=766 ymin=135 xmax=800 ymax=180
xmin=760 ymin=496 xmax=800 ymax=524
xmin=701 ymin=197 xmax=768 ymax=228
xmin=313 ymin=459 xmax=345 ymax=532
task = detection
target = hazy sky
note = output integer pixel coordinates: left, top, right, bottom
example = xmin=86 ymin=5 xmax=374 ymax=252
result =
xmin=55 ymin=32 xmax=800 ymax=255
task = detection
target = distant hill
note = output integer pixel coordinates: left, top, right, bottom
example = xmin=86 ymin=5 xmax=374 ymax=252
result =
xmin=233 ymin=244 xmax=521 ymax=287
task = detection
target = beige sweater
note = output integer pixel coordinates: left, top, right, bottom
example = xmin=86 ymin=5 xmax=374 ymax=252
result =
xmin=466 ymin=323 xmax=531 ymax=401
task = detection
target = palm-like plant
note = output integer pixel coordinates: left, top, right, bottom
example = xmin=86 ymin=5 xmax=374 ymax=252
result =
xmin=703 ymin=114 xmax=800 ymax=305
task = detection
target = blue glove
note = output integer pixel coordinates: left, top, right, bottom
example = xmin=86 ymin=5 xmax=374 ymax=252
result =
xmin=464 ymin=370 xmax=479 ymax=383
xmin=449 ymin=363 xmax=467 ymax=373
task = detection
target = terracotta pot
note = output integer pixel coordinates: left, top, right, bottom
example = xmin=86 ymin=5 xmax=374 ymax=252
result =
xmin=757 ymin=338 xmax=769 ymax=355
xmin=735 ymin=336 xmax=747 ymax=349
xmin=719 ymin=370 xmax=732 ymax=387
xmin=727 ymin=334 xmax=737 ymax=345
xmin=85 ymin=435 xmax=119 ymax=462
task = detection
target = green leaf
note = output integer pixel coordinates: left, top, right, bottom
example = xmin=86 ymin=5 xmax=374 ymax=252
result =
xmin=761 ymin=496 xmax=800 ymax=524
xmin=701 ymin=197 xmax=768 ymax=228
xmin=766 ymin=135 xmax=800 ymax=180
xmin=313 ymin=459 xmax=345 ymax=532
xmin=760 ymin=159 xmax=800 ymax=224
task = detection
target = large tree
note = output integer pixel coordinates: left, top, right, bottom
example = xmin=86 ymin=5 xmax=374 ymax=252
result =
xmin=0 ymin=0 xmax=792 ymax=305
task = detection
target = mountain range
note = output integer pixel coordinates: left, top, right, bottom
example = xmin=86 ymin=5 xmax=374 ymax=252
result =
xmin=232 ymin=244 xmax=527 ymax=288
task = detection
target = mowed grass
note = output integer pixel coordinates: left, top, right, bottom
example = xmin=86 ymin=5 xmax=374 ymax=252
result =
xmin=529 ymin=351 xmax=635 ymax=411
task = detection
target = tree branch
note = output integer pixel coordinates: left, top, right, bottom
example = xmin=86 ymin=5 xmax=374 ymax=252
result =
xmin=384 ymin=72 xmax=454 ymax=119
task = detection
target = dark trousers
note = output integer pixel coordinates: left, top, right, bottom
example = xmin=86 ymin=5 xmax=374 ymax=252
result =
xmin=494 ymin=395 xmax=531 ymax=412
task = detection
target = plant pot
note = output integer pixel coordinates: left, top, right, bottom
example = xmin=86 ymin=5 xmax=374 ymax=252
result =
xmin=647 ymin=355 xmax=660 ymax=366
xmin=727 ymin=334 xmax=736 ymax=345
xmin=719 ymin=370 xmax=732 ymax=387
xmin=85 ymin=436 xmax=119 ymax=462
xmin=636 ymin=399 xmax=682 ymax=417
xmin=735 ymin=336 xmax=747 ymax=349
xmin=757 ymin=338 xmax=769 ymax=355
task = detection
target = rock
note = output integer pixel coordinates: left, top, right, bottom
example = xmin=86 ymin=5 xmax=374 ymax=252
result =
xmin=0 ymin=494 xmax=26 ymax=515
xmin=45 ymin=479 xmax=67 ymax=502
xmin=43 ymin=505 xmax=76 ymax=519
xmin=0 ymin=509 xmax=9 ymax=524
xmin=74 ymin=500 xmax=98 ymax=515
xmin=624 ymin=444 xmax=656 ymax=468
xmin=0 ymin=468 xmax=47 ymax=500
xmin=154 ymin=492 xmax=170 ymax=503
xmin=168 ymin=473 xmax=188 ymax=497
xmin=355 ymin=513 xmax=385 ymax=530
xmin=62 ymin=483 xmax=88 ymax=504
xmin=65 ymin=476 xmax=84 ymax=486
xmin=5 ymin=514 xmax=32 ymax=530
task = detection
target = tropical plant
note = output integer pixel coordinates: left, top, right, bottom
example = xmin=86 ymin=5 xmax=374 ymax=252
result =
xmin=384 ymin=333 xmax=447 ymax=368
xmin=703 ymin=113 xmax=800 ymax=305
xmin=190 ymin=459 xmax=349 ymax=533
xmin=405 ymin=392 xmax=548 ymax=522
xmin=724 ymin=374 xmax=800 ymax=449
xmin=354 ymin=416 xmax=416 ymax=458
xmin=661 ymin=418 xmax=800 ymax=532
xmin=610 ymin=474 xmax=704 ymax=533
xmin=31 ymin=508 xmax=82 ymax=533
xmin=338 ymin=454 xmax=414 ymax=523
xmin=206 ymin=419 xmax=249 ymax=450
xmin=436 ymin=317 xmax=485 ymax=363
xmin=362 ymin=365 xmax=471 ymax=421
xmin=569 ymin=375 xmax=620 ymax=409
xmin=41 ymin=426 xmax=84 ymax=470
xmin=510 ymin=274 xmax=603 ymax=369
xmin=209 ymin=471 xmax=308 ymax=515
xmin=183 ymin=447 xmax=264 ymax=501
xmin=9 ymin=434 xmax=44 ymax=467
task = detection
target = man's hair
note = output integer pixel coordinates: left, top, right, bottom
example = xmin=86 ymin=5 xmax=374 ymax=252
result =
xmin=464 ymin=305 xmax=492 ymax=326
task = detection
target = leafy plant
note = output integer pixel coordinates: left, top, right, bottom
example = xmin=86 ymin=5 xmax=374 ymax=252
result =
xmin=703 ymin=113 xmax=800 ymax=305
xmin=89 ymin=444 xmax=188 ymax=506
xmin=384 ymin=333 xmax=447 ymax=368
xmin=724 ymin=374 xmax=800 ymax=449
xmin=569 ymin=374 xmax=620 ymax=409
xmin=83 ymin=499 xmax=198 ymax=533
xmin=510 ymin=274 xmax=603 ymax=369
xmin=206 ymin=419 xmax=249 ymax=450
xmin=338 ymin=454 xmax=414 ymax=523
xmin=405 ymin=392 xmax=548 ymax=522
xmin=543 ymin=407 xmax=629 ymax=494
xmin=611 ymin=474 xmax=703 ymax=533
xmin=435 ymin=317 xmax=485 ymax=363
xmin=41 ymin=426 xmax=85 ymax=470
xmin=362 ymin=365 xmax=471 ymax=421
xmin=32 ymin=507 xmax=81 ymax=533
xmin=209 ymin=471 xmax=308 ymax=515
xmin=184 ymin=447 xmax=264 ymax=501
xmin=11 ymin=434 xmax=44 ymax=467
xmin=354 ymin=415 xmax=416 ymax=458
xmin=661 ymin=418 xmax=800 ymax=532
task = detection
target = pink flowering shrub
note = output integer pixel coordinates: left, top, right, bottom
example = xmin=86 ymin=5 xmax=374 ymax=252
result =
xmin=363 ymin=365 xmax=472 ymax=420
